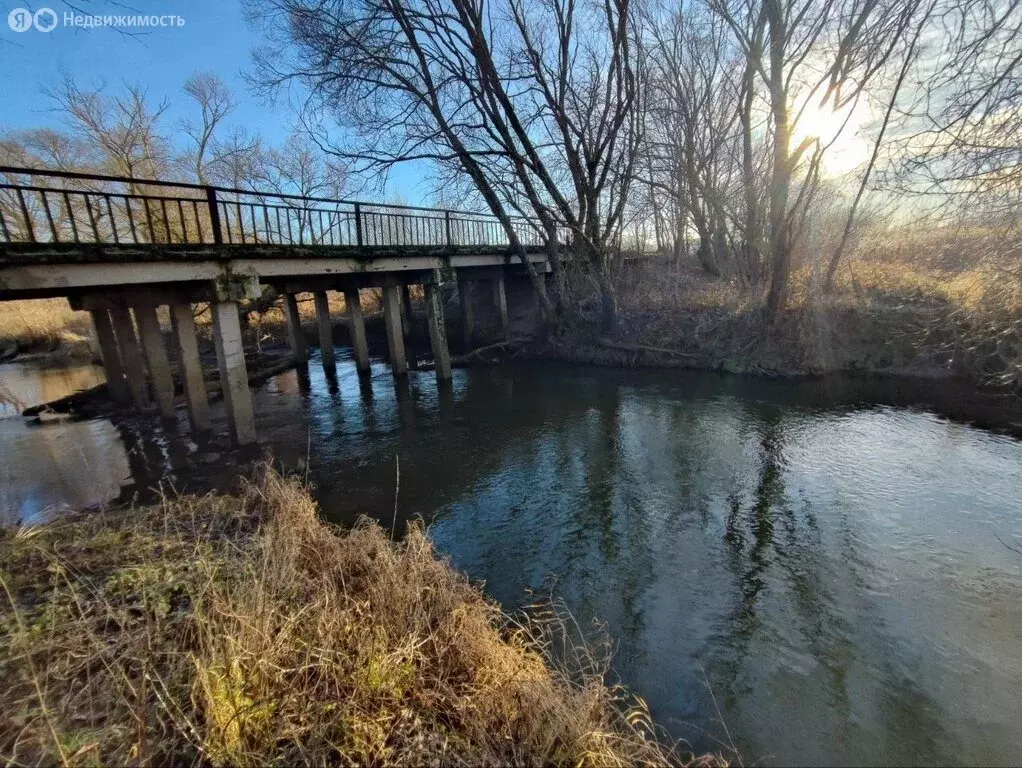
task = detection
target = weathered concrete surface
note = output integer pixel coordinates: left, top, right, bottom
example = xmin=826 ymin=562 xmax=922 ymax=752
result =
xmin=425 ymin=273 xmax=452 ymax=381
xmin=382 ymin=279 xmax=407 ymax=376
xmin=344 ymin=287 xmax=371 ymax=372
xmin=135 ymin=305 xmax=176 ymax=420
xmin=170 ymin=303 xmax=211 ymax=433
xmin=108 ymin=306 xmax=149 ymax=409
xmin=89 ymin=309 xmax=129 ymax=404
xmin=491 ymin=269 xmax=509 ymax=339
xmin=314 ymin=290 xmax=335 ymax=367
xmin=211 ymin=300 xmax=256 ymax=446
xmin=0 ymin=247 xmax=549 ymax=299
xmin=282 ymin=292 xmax=308 ymax=364
xmin=457 ymin=277 xmax=474 ymax=347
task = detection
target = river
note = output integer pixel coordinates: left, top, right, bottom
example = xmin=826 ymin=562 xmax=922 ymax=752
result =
xmin=2 ymin=354 xmax=1021 ymax=765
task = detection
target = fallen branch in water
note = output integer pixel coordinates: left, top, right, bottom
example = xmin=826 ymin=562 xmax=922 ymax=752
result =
xmin=453 ymin=337 xmax=532 ymax=364
xmin=420 ymin=337 xmax=533 ymax=370
xmin=596 ymin=338 xmax=702 ymax=358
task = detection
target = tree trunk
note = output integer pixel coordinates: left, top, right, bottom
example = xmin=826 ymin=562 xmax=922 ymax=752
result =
xmin=596 ymin=266 xmax=617 ymax=333
xmin=765 ymin=0 xmax=792 ymax=322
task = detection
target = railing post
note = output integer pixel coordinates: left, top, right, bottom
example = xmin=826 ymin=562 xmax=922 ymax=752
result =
xmin=205 ymin=186 xmax=223 ymax=244
xmin=16 ymin=189 xmax=35 ymax=243
xmin=445 ymin=210 xmax=453 ymax=247
xmin=354 ymin=202 xmax=364 ymax=248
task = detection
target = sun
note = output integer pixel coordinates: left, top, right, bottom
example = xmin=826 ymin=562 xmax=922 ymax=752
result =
xmin=791 ymin=96 xmax=872 ymax=176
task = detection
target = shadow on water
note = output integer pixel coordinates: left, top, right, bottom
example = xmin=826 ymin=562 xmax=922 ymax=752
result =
xmin=3 ymin=355 xmax=1022 ymax=765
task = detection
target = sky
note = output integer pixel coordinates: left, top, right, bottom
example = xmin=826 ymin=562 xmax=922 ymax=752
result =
xmin=0 ymin=0 xmax=427 ymax=201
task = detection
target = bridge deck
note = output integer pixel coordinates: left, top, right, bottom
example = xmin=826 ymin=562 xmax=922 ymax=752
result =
xmin=0 ymin=166 xmax=551 ymax=299
xmin=0 ymin=167 xmax=554 ymax=443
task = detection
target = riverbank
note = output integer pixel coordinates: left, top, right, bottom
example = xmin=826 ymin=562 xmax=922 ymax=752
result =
xmin=0 ymin=299 xmax=96 ymax=363
xmin=0 ymin=463 xmax=698 ymax=767
xmin=595 ymin=255 xmax=1022 ymax=390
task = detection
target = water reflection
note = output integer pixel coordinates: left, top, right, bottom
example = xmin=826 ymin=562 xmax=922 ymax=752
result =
xmin=0 ymin=360 xmax=105 ymax=417
xmin=0 ymin=361 xmax=132 ymax=524
xmin=3 ymin=356 xmax=1022 ymax=764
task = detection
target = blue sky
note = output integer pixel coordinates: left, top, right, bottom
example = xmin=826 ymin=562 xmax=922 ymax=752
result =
xmin=0 ymin=0 xmax=427 ymax=200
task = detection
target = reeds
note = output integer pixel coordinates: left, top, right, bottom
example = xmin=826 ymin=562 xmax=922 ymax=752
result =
xmin=0 ymin=299 xmax=94 ymax=359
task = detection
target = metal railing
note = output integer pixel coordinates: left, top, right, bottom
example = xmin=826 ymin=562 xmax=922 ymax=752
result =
xmin=0 ymin=167 xmax=551 ymax=252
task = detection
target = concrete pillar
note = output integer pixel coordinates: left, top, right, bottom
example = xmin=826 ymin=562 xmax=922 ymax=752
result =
xmin=425 ymin=272 xmax=452 ymax=381
xmin=533 ymin=272 xmax=547 ymax=321
xmin=89 ymin=309 xmax=129 ymax=404
xmin=457 ymin=277 xmax=474 ymax=347
xmin=382 ymin=279 xmax=407 ymax=376
xmin=282 ymin=292 xmax=308 ymax=363
xmin=212 ymin=300 xmax=256 ymax=446
xmin=108 ymin=306 xmax=148 ymax=409
xmin=402 ymin=283 xmax=419 ymax=370
xmin=313 ymin=290 xmax=335 ymax=367
xmin=170 ymin=303 xmax=211 ymax=433
xmin=401 ymin=283 xmax=414 ymax=333
xmin=343 ymin=287 xmax=371 ymax=373
xmin=492 ymin=269 xmax=509 ymax=339
xmin=135 ymin=305 xmax=176 ymax=420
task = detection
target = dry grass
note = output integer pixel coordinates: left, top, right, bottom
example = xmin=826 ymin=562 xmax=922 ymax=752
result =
xmin=606 ymin=226 xmax=1022 ymax=388
xmin=828 ymin=226 xmax=1022 ymax=388
xmin=0 ymin=299 xmax=95 ymax=359
xmin=0 ymin=464 xmax=703 ymax=767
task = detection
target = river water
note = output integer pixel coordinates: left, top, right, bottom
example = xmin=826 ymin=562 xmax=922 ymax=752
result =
xmin=2 ymin=354 xmax=1022 ymax=765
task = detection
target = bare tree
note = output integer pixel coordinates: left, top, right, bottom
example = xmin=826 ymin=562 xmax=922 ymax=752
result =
xmin=45 ymin=75 xmax=171 ymax=181
xmin=247 ymin=0 xmax=643 ymax=329
xmin=182 ymin=72 xmax=236 ymax=183
xmin=824 ymin=0 xmax=935 ymax=289
xmin=708 ymin=0 xmax=915 ymax=320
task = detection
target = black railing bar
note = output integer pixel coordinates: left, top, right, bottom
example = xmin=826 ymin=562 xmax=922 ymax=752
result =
xmin=0 ymin=183 xmax=207 ymax=204
xmin=61 ymin=191 xmax=80 ymax=242
xmin=40 ymin=190 xmax=59 ymax=243
xmin=0 ymin=166 xmax=540 ymax=221
xmin=177 ymin=199 xmax=189 ymax=244
xmin=192 ymin=200 xmax=204 ymax=243
xmin=106 ymin=195 xmax=120 ymax=245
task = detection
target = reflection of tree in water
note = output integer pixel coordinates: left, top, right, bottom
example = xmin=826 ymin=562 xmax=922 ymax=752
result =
xmin=714 ymin=407 xmax=954 ymax=761
xmin=555 ymin=384 xmax=659 ymax=663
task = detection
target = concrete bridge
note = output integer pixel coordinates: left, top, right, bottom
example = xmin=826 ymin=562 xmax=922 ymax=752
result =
xmin=0 ymin=167 xmax=553 ymax=445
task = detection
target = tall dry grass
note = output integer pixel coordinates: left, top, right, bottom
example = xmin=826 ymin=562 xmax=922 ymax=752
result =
xmin=608 ymin=225 xmax=1022 ymax=388
xmin=827 ymin=226 xmax=1022 ymax=388
xmin=0 ymin=299 xmax=95 ymax=359
xmin=0 ymin=464 xmax=705 ymax=767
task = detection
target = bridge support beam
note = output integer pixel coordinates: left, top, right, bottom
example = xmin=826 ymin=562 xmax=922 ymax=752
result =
xmin=89 ymin=309 xmax=130 ymax=404
xmin=402 ymin=283 xmax=419 ymax=370
xmin=343 ymin=287 xmax=370 ymax=373
xmin=282 ymin=292 xmax=308 ymax=364
xmin=212 ymin=300 xmax=256 ymax=446
xmin=401 ymin=283 xmax=414 ymax=333
xmin=382 ymin=279 xmax=407 ymax=376
xmin=425 ymin=272 xmax=452 ymax=381
xmin=533 ymin=272 xmax=547 ymax=325
xmin=457 ymin=276 xmax=474 ymax=347
xmin=135 ymin=305 xmax=176 ymax=420
xmin=313 ymin=290 xmax=335 ymax=367
xmin=109 ymin=306 xmax=149 ymax=409
xmin=491 ymin=269 xmax=509 ymax=339
xmin=170 ymin=303 xmax=211 ymax=433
